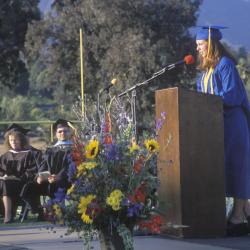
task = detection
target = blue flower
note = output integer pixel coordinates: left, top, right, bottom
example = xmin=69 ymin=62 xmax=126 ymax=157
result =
xmin=54 ymin=188 xmax=66 ymax=203
xmin=127 ymin=203 xmax=143 ymax=217
xmin=105 ymin=143 xmax=120 ymax=161
xmin=156 ymin=112 xmax=166 ymax=131
xmin=67 ymin=156 xmax=77 ymax=182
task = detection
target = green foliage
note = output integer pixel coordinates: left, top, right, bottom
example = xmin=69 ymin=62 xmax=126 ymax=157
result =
xmin=0 ymin=0 xmax=40 ymax=95
xmin=235 ymin=48 xmax=250 ymax=98
xmin=0 ymin=95 xmax=34 ymax=121
xmin=0 ymin=94 xmax=75 ymax=120
xmin=25 ymin=0 xmax=202 ymax=127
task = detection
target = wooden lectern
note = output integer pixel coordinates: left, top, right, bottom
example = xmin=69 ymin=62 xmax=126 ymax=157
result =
xmin=156 ymin=87 xmax=226 ymax=238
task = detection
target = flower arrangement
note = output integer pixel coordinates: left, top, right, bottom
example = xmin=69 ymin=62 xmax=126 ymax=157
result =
xmin=45 ymin=97 xmax=166 ymax=250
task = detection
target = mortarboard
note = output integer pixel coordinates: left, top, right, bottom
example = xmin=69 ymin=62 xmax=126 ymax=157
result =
xmin=6 ymin=123 xmax=30 ymax=135
xmin=196 ymin=25 xmax=227 ymax=41
xmin=53 ymin=119 xmax=70 ymax=132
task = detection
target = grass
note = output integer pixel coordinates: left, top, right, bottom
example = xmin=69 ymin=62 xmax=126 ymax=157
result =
xmin=0 ymin=219 xmax=50 ymax=229
xmin=0 ymin=205 xmax=51 ymax=229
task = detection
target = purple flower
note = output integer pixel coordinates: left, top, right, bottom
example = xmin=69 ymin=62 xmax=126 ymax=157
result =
xmin=156 ymin=112 xmax=166 ymax=131
xmin=54 ymin=188 xmax=66 ymax=203
xmin=127 ymin=203 xmax=143 ymax=217
xmin=67 ymin=156 xmax=77 ymax=182
xmin=105 ymin=143 xmax=120 ymax=161
xmin=46 ymin=199 xmax=53 ymax=207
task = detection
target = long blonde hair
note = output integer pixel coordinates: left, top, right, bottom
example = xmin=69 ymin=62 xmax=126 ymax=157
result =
xmin=198 ymin=40 xmax=236 ymax=71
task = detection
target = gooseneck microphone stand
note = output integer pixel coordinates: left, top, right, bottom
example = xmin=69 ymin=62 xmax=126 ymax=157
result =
xmin=118 ymin=63 xmax=178 ymax=138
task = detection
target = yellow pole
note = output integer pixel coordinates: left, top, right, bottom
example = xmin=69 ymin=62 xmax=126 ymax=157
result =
xmin=50 ymin=123 xmax=54 ymax=143
xmin=80 ymin=28 xmax=84 ymax=117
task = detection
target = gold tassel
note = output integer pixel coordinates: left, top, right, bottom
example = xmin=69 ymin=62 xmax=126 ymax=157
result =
xmin=207 ymin=26 xmax=211 ymax=58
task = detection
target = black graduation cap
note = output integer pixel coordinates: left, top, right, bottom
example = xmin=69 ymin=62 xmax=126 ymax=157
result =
xmin=53 ymin=119 xmax=70 ymax=132
xmin=6 ymin=123 xmax=30 ymax=134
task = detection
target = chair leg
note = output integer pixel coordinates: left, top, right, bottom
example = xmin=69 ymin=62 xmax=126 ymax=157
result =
xmin=20 ymin=202 xmax=31 ymax=223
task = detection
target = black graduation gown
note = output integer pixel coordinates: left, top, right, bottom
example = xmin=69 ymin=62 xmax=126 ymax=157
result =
xmin=38 ymin=144 xmax=72 ymax=197
xmin=0 ymin=148 xmax=42 ymax=197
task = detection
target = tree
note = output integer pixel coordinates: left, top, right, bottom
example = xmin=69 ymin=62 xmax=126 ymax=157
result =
xmin=0 ymin=0 xmax=40 ymax=96
xmin=25 ymin=0 xmax=202 ymax=127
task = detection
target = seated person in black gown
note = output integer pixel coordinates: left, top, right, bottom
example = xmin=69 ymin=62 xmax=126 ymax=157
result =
xmin=37 ymin=119 xmax=73 ymax=198
xmin=0 ymin=124 xmax=43 ymax=223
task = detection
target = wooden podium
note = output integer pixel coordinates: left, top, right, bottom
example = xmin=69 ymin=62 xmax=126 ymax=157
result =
xmin=155 ymin=87 xmax=226 ymax=238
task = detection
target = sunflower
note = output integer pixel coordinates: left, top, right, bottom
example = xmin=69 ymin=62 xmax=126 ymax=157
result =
xmin=144 ymin=139 xmax=159 ymax=153
xmin=78 ymin=195 xmax=96 ymax=224
xmin=81 ymin=212 xmax=93 ymax=224
xmin=85 ymin=140 xmax=99 ymax=159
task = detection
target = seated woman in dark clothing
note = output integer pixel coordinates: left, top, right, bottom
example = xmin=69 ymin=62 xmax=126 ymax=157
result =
xmin=0 ymin=124 xmax=43 ymax=223
xmin=37 ymin=119 xmax=73 ymax=198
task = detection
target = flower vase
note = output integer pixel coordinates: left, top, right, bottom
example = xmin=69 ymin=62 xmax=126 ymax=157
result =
xmin=98 ymin=226 xmax=134 ymax=250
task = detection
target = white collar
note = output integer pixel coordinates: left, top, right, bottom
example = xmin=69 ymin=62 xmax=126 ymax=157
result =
xmin=9 ymin=149 xmax=31 ymax=153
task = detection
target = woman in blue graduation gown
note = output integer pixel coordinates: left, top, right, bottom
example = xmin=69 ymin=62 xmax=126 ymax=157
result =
xmin=196 ymin=26 xmax=250 ymax=236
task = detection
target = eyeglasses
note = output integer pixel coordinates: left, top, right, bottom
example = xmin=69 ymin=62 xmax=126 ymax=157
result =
xmin=57 ymin=129 xmax=69 ymax=134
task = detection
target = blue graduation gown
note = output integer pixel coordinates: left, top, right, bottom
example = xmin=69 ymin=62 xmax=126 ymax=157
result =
xmin=197 ymin=56 xmax=250 ymax=199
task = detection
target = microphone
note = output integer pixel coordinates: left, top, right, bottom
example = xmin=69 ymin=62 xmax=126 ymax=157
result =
xmin=99 ymin=78 xmax=118 ymax=94
xmin=165 ymin=55 xmax=195 ymax=69
xmin=151 ymin=55 xmax=195 ymax=78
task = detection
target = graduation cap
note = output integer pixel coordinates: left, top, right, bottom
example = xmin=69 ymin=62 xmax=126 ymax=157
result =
xmin=53 ymin=119 xmax=71 ymax=132
xmin=196 ymin=25 xmax=227 ymax=41
xmin=6 ymin=123 xmax=30 ymax=134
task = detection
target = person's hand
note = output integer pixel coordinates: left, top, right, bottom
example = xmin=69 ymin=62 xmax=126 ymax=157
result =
xmin=37 ymin=176 xmax=43 ymax=184
xmin=48 ymin=174 xmax=57 ymax=183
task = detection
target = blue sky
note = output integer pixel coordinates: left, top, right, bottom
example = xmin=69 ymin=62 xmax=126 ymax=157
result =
xmin=197 ymin=0 xmax=250 ymax=51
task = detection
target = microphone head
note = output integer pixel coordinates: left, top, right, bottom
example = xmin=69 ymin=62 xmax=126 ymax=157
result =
xmin=184 ymin=55 xmax=195 ymax=65
xmin=111 ymin=78 xmax=118 ymax=85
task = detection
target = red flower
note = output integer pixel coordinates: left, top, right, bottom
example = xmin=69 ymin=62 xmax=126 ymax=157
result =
xmin=128 ymin=194 xmax=136 ymax=204
xmin=104 ymin=112 xmax=112 ymax=133
xmin=135 ymin=189 xmax=146 ymax=203
xmin=138 ymin=215 xmax=164 ymax=234
xmin=104 ymin=134 xmax=112 ymax=144
xmin=151 ymin=215 xmax=164 ymax=225
xmin=129 ymin=185 xmax=146 ymax=204
xmin=133 ymin=155 xmax=145 ymax=174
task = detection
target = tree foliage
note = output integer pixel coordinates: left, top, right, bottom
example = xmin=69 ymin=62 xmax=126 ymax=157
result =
xmin=25 ymin=0 xmax=202 ymax=127
xmin=0 ymin=0 xmax=40 ymax=95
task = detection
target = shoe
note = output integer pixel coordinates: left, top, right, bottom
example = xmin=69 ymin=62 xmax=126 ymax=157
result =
xmin=227 ymin=221 xmax=248 ymax=237
xmin=4 ymin=218 xmax=13 ymax=224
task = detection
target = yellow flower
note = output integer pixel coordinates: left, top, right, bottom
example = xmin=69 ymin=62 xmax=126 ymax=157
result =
xmin=129 ymin=143 xmax=140 ymax=153
xmin=111 ymin=189 xmax=123 ymax=198
xmin=77 ymin=163 xmax=87 ymax=177
xmin=106 ymin=189 xmax=123 ymax=211
xmin=77 ymin=162 xmax=97 ymax=177
xmin=81 ymin=212 xmax=93 ymax=224
xmin=144 ymin=139 xmax=159 ymax=153
xmin=84 ymin=162 xmax=98 ymax=170
xmin=53 ymin=204 xmax=64 ymax=224
xmin=78 ymin=195 xmax=96 ymax=224
xmin=78 ymin=195 xmax=96 ymax=213
xmin=67 ymin=184 xmax=75 ymax=195
xmin=112 ymin=204 xmax=121 ymax=211
xmin=85 ymin=140 xmax=99 ymax=159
